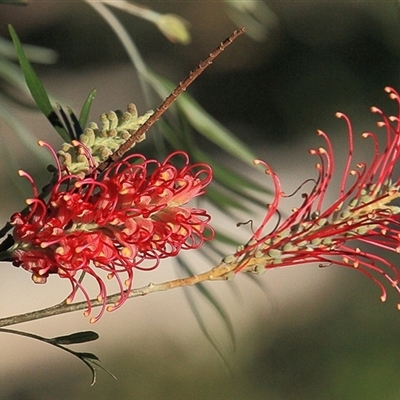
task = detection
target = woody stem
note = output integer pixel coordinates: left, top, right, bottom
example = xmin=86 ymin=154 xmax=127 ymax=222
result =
xmin=0 ymin=259 xmax=238 ymax=327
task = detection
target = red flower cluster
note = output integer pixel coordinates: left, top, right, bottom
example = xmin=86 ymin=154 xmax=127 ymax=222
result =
xmin=235 ymin=87 xmax=400 ymax=306
xmin=10 ymin=147 xmax=213 ymax=322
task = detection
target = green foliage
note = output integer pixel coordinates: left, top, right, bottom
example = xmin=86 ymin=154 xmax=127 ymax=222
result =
xmin=78 ymin=88 xmax=97 ymax=131
xmin=0 ymin=328 xmax=115 ymax=385
xmin=0 ymin=0 xmax=27 ymax=4
xmin=8 ymin=25 xmax=70 ymax=142
xmin=49 ymin=331 xmax=99 ymax=345
xmin=147 ymin=71 xmax=258 ymax=166
xmin=177 ymin=257 xmax=235 ymax=372
xmin=0 ymin=26 xmax=58 ymax=169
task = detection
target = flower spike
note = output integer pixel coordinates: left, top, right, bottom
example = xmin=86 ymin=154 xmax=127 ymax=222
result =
xmin=10 ymin=145 xmax=213 ymax=322
xmin=233 ymin=88 xmax=400 ymax=308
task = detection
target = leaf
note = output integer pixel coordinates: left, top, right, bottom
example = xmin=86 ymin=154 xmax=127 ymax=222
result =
xmin=195 ymin=283 xmax=236 ymax=351
xmin=182 ymin=285 xmax=233 ymax=373
xmin=213 ymin=231 xmax=241 ymax=247
xmin=0 ymin=0 xmax=27 ymax=4
xmin=160 ymin=119 xmax=268 ymax=196
xmin=57 ymin=103 xmax=74 ymax=138
xmin=147 ymin=71 xmax=258 ymax=166
xmin=177 ymin=258 xmax=236 ymax=353
xmin=77 ymin=351 xmax=100 ymax=361
xmin=206 ymin=186 xmax=251 ymax=213
xmin=193 ymin=148 xmax=268 ymax=194
xmin=67 ymin=106 xmax=83 ymax=138
xmin=79 ymin=88 xmax=96 ymax=130
xmin=8 ymin=25 xmax=70 ymax=142
xmin=0 ymin=35 xmax=57 ymax=64
xmin=78 ymin=352 xmax=117 ymax=385
xmin=0 ymin=327 xmax=114 ymax=385
xmin=159 ymin=118 xmax=268 ymax=212
xmin=0 ymin=58 xmax=33 ymax=97
xmin=50 ymin=331 xmax=99 ymax=345
xmin=0 ymin=94 xmax=52 ymax=165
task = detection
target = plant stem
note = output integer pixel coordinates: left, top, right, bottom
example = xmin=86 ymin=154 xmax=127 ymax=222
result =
xmin=0 ymin=259 xmax=237 ymax=327
xmin=96 ymin=25 xmax=246 ymax=172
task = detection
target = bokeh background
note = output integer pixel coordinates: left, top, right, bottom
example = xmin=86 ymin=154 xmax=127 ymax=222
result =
xmin=1 ymin=1 xmax=400 ymax=399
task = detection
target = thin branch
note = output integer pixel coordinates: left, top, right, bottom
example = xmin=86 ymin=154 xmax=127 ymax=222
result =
xmin=0 ymin=259 xmax=237 ymax=328
xmin=97 ymin=26 xmax=246 ymax=172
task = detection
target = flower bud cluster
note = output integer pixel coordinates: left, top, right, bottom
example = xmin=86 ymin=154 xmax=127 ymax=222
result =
xmin=58 ymin=103 xmax=153 ymax=177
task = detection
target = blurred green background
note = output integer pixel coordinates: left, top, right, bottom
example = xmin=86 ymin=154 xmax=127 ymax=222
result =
xmin=1 ymin=1 xmax=400 ymax=399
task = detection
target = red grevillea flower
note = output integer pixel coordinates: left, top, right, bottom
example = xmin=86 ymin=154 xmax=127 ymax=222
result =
xmin=233 ymin=87 xmax=400 ymax=306
xmin=10 ymin=146 xmax=213 ymax=322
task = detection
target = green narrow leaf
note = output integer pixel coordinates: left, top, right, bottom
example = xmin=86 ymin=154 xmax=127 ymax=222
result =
xmin=147 ymin=71 xmax=258 ymax=166
xmin=0 ymin=35 xmax=57 ymax=64
xmin=193 ymin=148 xmax=268 ymax=194
xmin=160 ymin=119 xmax=268 ymax=195
xmin=8 ymin=25 xmax=52 ymax=113
xmin=78 ymin=352 xmax=101 ymax=361
xmin=182 ymin=285 xmax=233 ymax=373
xmin=8 ymin=25 xmax=69 ymax=142
xmin=177 ymin=258 xmax=236 ymax=352
xmin=0 ymin=327 xmax=114 ymax=385
xmin=195 ymin=284 xmax=236 ymax=351
xmin=207 ymin=187 xmax=251 ymax=213
xmin=50 ymin=331 xmax=99 ymax=345
xmin=79 ymin=88 xmax=96 ymax=130
xmin=160 ymin=119 xmax=268 ymax=209
xmin=79 ymin=353 xmax=117 ymax=385
xmin=0 ymin=58 xmax=33 ymax=96
xmin=67 ymin=106 xmax=83 ymax=137
xmin=178 ymin=94 xmax=257 ymax=164
xmin=213 ymin=231 xmax=241 ymax=247
xmin=0 ymin=0 xmax=27 ymax=4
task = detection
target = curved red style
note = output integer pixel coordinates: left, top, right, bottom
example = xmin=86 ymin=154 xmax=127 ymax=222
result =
xmin=10 ymin=149 xmax=213 ymax=322
xmin=236 ymin=87 xmax=400 ymax=307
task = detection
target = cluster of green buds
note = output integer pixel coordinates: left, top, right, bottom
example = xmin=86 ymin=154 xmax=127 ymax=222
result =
xmin=57 ymin=104 xmax=153 ymax=177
